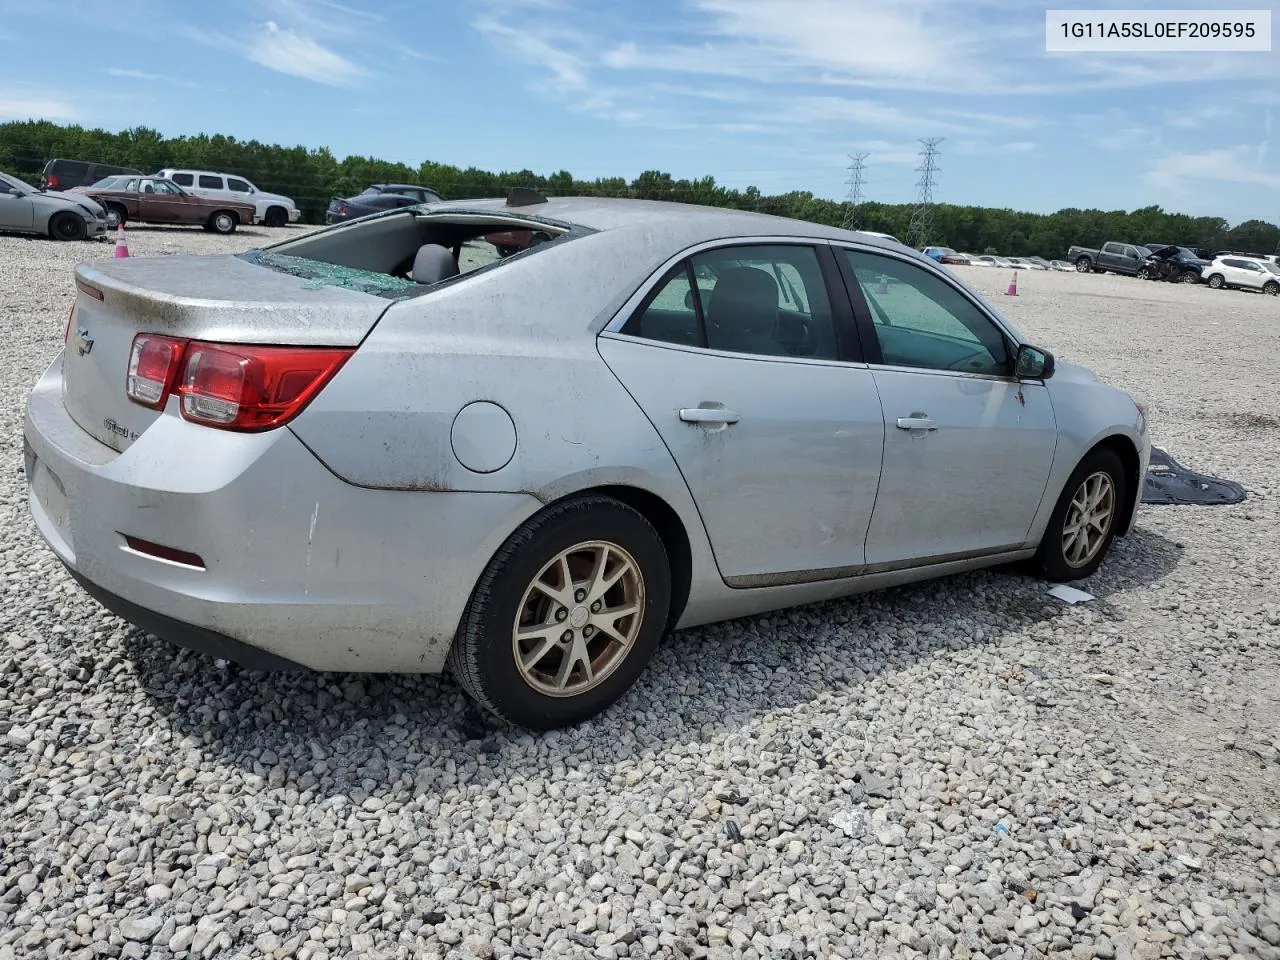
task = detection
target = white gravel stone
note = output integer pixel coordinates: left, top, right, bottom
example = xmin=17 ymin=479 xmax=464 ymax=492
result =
xmin=0 ymin=234 xmax=1278 ymax=958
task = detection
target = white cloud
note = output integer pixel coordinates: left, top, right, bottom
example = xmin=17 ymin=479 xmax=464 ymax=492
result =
xmin=0 ymin=97 xmax=78 ymax=120
xmin=107 ymin=67 xmax=163 ymax=81
xmin=1145 ymin=145 xmax=1280 ymax=193
xmin=246 ymin=20 xmax=365 ymax=87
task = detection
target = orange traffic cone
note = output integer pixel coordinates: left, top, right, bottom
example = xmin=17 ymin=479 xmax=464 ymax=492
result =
xmin=1005 ymin=271 xmax=1018 ymax=296
xmin=113 ymin=222 xmax=129 ymax=258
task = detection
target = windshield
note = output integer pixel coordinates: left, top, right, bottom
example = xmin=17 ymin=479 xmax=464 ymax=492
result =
xmin=1265 ymin=262 xmax=1280 ymax=275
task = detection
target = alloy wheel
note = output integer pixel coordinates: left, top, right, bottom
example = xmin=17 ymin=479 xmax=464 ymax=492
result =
xmin=1061 ymin=471 xmax=1115 ymax=569
xmin=511 ymin=540 xmax=645 ymax=697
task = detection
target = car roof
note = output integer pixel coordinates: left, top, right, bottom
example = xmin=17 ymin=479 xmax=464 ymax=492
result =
xmin=420 ymin=196 xmax=910 ymax=252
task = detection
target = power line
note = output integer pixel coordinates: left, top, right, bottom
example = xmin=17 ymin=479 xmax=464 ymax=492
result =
xmin=906 ymin=137 xmax=943 ymax=250
xmin=842 ymin=153 xmax=868 ymax=230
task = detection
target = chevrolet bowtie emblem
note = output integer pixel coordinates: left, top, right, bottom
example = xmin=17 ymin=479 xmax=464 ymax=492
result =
xmin=73 ymin=326 xmax=94 ymax=356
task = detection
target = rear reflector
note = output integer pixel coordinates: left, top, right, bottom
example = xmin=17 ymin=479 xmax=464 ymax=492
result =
xmin=123 ymin=535 xmax=206 ymax=569
xmin=125 ymin=334 xmax=353 ymax=431
xmin=127 ymin=334 xmax=186 ymax=409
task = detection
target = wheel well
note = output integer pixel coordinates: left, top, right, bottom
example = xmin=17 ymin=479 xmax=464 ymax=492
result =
xmin=212 ymin=209 xmax=239 ymax=222
xmin=586 ymin=485 xmax=692 ymax=633
xmin=1093 ymin=435 xmax=1141 ymax=536
xmin=266 ymin=204 xmax=286 ymax=214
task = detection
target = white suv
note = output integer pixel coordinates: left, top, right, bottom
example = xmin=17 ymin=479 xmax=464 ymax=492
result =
xmin=1201 ymin=256 xmax=1280 ymax=296
xmin=154 ymin=169 xmax=300 ymax=227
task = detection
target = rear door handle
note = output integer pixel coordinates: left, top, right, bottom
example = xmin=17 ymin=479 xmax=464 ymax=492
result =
xmin=896 ymin=416 xmax=938 ymax=431
xmin=680 ymin=407 xmax=740 ymax=425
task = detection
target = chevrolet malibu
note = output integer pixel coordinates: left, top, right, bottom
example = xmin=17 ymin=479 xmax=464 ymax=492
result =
xmin=24 ymin=194 xmax=1150 ymax=729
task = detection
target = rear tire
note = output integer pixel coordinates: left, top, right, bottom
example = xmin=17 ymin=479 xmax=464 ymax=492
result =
xmin=447 ymin=495 xmax=671 ymax=730
xmin=1075 ymin=258 xmax=1092 ymax=272
xmin=49 ymin=212 xmax=86 ymax=241
xmin=105 ymin=205 xmax=126 ymax=228
xmin=1033 ymin=447 xmax=1126 ymax=582
xmin=1207 ymin=273 xmax=1225 ymax=289
xmin=208 ymin=211 xmax=237 ymax=235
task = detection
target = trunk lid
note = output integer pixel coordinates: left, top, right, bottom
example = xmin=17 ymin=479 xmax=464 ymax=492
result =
xmin=63 ymin=253 xmax=395 ymax=452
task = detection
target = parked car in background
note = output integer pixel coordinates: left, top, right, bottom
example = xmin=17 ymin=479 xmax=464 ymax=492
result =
xmin=921 ymin=246 xmax=968 ymax=264
xmin=1025 ymin=257 xmax=1053 ymax=270
xmin=81 ymin=176 xmax=255 ymax=233
xmin=1049 ymin=260 xmax=1074 ymax=271
xmin=1141 ymin=245 xmax=1209 ymax=283
xmin=67 ymin=175 xmax=135 ymax=198
xmin=0 ymin=170 xmax=109 ymax=240
xmin=155 ymin=169 xmax=300 ymax=227
xmin=1067 ymin=241 xmax=1150 ymax=275
xmin=326 ymin=183 xmax=444 ymax=223
xmin=1201 ymin=255 xmax=1280 ymax=295
xmin=960 ymin=253 xmax=989 ymax=265
xmin=23 ymin=194 xmax=1150 ymax=729
xmin=1008 ymin=258 xmax=1045 ymax=271
xmin=40 ymin=158 xmax=143 ymax=192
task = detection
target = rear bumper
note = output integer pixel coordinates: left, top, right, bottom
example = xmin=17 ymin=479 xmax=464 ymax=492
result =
xmin=24 ymin=353 xmax=542 ymax=673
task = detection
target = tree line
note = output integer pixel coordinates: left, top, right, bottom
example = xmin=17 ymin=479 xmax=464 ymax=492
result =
xmin=2 ymin=120 xmax=1276 ymax=258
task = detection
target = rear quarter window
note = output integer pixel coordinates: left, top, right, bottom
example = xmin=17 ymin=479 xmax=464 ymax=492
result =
xmin=172 ymin=173 xmax=194 ymax=186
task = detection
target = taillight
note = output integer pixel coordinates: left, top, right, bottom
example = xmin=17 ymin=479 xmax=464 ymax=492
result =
xmin=124 ymin=334 xmax=352 ymax=431
xmin=127 ymin=334 xmax=186 ymax=408
xmin=178 ymin=344 xmax=353 ymax=430
xmin=47 ymin=174 xmax=59 ymax=189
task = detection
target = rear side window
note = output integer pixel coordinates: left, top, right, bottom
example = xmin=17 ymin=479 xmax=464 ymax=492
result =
xmin=227 ymin=178 xmax=251 ymax=192
xmin=623 ymin=245 xmax=838 ymax=360
xmin=172 ymin=173 xmax=194 ymax=186
xmin=199 ymin=175 xmax=222 ymax=189
xmin=57 ymin=161 xmax=90 ymax=178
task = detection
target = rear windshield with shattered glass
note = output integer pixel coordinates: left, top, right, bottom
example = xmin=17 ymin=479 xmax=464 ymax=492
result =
xmin=236 ymin=250 xmax=421 ymax=299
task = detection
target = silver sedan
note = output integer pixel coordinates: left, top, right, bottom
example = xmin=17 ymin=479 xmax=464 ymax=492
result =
xmin=0 ymin=170 xmax=109 ymax=240
xmin=24 ymin=194 xmax=1150 ymax=729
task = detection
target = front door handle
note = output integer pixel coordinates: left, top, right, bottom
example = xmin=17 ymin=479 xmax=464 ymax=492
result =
xmin=680 ymin=406 xmax=740 ymax=425
xmin=896 ymin=415 xmax=938 ymax=431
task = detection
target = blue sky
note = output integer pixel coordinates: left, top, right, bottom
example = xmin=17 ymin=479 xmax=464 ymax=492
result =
xmin=1 ymin=0 xmax=1277 ymax=224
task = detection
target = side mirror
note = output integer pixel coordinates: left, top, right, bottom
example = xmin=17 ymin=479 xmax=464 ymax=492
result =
xmin=1015 ymin=344 xmax=1055 ymax=380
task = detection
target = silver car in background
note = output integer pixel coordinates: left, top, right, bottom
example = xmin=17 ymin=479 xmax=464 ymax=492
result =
xmin=0 ymin=170 xmax=109 ymax=240
xmin=24 ymin=195 xmax=1150 ymax=729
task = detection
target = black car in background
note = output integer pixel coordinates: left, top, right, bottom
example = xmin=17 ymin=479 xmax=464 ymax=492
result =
xmin=1141 ymin=245 xmax=1211 ymax=283
xmin=325 ymin=183 xmax=444 ymax=224
xmin=41 ymin=158 xmax=144 ymax=191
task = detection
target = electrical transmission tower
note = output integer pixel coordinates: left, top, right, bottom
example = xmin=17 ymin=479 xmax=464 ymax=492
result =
xmin=906 ymin=137 xmax=944 ymax=249
xmin=842 ymin=152 xmax=869 ymax=230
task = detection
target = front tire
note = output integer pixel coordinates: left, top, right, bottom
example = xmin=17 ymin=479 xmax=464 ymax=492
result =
xmin=1179 ymin=270 xmax=1199 ymax=283
xmin=49 ymin=212 xmax=86 ymax=241
xmin=1033 ymin=447 xmax=1126 ymax=582
xmin=1136 ymin=266 xmax=1151 ymax=280
xmin=1207 ymin=273 xmax=1225 ymax=289
xmin=1263 ymin=281 xmax=1279 ymax=297
xmin=208 ymin=211 xmax=238 ymax=235
xmin=448 ymin=495 xmax=672 ymax=730
xmin=264 ymin=206 xmax=288 ymax=228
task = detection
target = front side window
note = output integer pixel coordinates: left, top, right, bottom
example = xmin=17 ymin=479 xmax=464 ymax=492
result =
xmin=622 ymin=245 xmax=838 ymax=359
xmin=198 ymin=175 xmax=223 ymax=189
xmin=227 ymin=178 xmax=252 ymax=192
xmin=844 ymin=249 xmax=1010 ymax=377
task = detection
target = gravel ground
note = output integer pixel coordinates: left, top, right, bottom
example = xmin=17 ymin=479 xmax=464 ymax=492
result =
xmin=1 ymin=230 xmax=1278 ymax=960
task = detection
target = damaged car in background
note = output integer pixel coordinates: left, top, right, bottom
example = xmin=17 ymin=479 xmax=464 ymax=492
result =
xmin=1140 ymin=245 xmax=1210 ymax=283
xmin=24 ymin=191 xmax=1150 ymax=730
xmin=0 ymin=170 xmax=110 ymax=241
